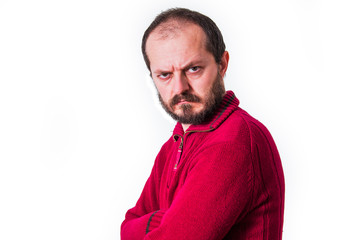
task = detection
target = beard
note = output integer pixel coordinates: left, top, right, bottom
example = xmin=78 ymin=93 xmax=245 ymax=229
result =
xmin=158 ymin=73 xmax=225 ymax=125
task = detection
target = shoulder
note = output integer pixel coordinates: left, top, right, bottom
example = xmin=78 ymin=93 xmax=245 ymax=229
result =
xmin=209 ymin=107 xmax=274 ymax=150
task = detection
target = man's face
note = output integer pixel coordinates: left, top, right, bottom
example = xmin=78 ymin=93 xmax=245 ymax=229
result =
xmin=146 ymin=21 xmax=229 ymax=125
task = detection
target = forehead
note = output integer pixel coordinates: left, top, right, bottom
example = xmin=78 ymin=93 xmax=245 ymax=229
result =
xmin=146 ymin=21 xmax=210 ymax=68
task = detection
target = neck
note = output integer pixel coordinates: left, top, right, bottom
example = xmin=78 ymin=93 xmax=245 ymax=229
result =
xmin=182 ymin=123 xmax=191 ymax=132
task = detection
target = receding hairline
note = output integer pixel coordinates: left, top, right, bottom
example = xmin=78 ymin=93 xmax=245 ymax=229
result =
xmin=148 ymin=19 xmax=202 ymax=41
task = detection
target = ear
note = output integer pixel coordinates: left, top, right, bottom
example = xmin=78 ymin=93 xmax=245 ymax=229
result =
xmin=219 ymin=51 xmax=229 ymax=78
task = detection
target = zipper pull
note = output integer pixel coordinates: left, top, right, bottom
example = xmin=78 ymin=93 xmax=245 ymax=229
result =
xmin=173 ymin=136 xmax=184 ymax=170
xmin=173 ymin=148 xmax=182 ymax=170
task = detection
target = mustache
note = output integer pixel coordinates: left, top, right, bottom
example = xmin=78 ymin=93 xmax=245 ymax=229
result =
xmin=170 ymin=92 xmax=201 ymax=107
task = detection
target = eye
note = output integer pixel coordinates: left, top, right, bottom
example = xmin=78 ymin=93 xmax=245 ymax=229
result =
xmin=158 ymin=73 xmax=170 ymax=80
xmin=188 ymin=66 xmax=200 ymax=73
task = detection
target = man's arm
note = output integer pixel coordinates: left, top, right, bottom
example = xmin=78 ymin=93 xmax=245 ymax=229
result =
xmin=144 ymin=142 xmax=254 ymax=240
xmin=121 ymin=208 xmax=165 ymax=239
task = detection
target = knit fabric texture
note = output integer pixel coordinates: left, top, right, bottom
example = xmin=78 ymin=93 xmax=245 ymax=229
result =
xmin=121 ymin=91 xmax=285 ymax=240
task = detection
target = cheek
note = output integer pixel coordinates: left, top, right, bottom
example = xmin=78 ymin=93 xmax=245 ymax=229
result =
xmin=156 ymin=82 xmax=178 ymax=103
xmin=196 ymin=73 xmax=217 ymax=94
xmin=156 ymin=86 xmax=171 ymax=103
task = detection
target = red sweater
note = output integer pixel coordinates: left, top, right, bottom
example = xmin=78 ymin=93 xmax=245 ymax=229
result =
xmin=121 ymin=91 xmax=285 ymax=240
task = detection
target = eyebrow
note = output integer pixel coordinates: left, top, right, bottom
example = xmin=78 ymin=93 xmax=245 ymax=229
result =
xmin=153 ymin=60 xmax=205 ymax=74
xmin=183 ymin=61 xmax=203 ymax=70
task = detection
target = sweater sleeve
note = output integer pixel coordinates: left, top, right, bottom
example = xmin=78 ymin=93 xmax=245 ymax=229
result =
xmin=121 ymin=208 xmax=166 ymax=240
xmin=144 ymin=142 xmax=254 ymax=240
xmin=121 ymin=153 xmax=165 ymax=240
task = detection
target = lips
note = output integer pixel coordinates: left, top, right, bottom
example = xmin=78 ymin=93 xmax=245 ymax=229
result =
xmin=173 ymin=99 xmax=194 ymax=108
xmin=178 ymin=99 xmax=189 ymax=104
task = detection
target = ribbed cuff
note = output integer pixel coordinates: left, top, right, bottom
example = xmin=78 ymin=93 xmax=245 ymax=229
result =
xmin=146 ymin=209 xmax=166 ymax=234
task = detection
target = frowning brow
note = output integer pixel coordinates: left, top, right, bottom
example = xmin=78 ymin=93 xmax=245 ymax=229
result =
xmin=152 ymin=59 xmax=206 ymax=74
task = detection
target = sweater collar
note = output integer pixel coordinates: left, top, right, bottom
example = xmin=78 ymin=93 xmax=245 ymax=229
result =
xmin=172 ymin=90 xmax=239 ymax=136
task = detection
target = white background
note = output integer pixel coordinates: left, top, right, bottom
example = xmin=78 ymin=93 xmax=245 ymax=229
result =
xmin=1 ymin=0 xmax=359 ymax=239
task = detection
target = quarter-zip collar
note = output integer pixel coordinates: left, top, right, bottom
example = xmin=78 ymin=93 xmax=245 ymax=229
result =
xmin=172 ymin=90 xmax=239 ymax=137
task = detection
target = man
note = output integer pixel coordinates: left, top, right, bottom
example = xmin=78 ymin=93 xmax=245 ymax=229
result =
xmin=121 ymin=8 xmax=285 ymax=240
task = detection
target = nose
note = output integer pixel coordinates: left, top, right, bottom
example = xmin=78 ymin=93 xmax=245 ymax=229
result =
xmin=173 ymin=72 xmax=189 ymax=95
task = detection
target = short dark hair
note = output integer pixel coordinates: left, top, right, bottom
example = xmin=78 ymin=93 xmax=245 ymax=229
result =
xmin=141 ymin=8 xmax=226 ymax=71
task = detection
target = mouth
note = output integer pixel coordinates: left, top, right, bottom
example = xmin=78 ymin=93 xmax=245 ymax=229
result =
xmin=170 ymin=93 xmax=201 ymax=109
xmin=177 ymin=99 xmax=190 ymax=104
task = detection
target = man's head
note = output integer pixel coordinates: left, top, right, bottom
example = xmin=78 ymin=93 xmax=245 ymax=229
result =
xmin=143 ymin=8 xmax=229 ymax=125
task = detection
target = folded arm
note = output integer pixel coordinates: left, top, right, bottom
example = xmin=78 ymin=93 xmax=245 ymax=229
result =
xmin=121 ymin=142 xmax=254 ymax=240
